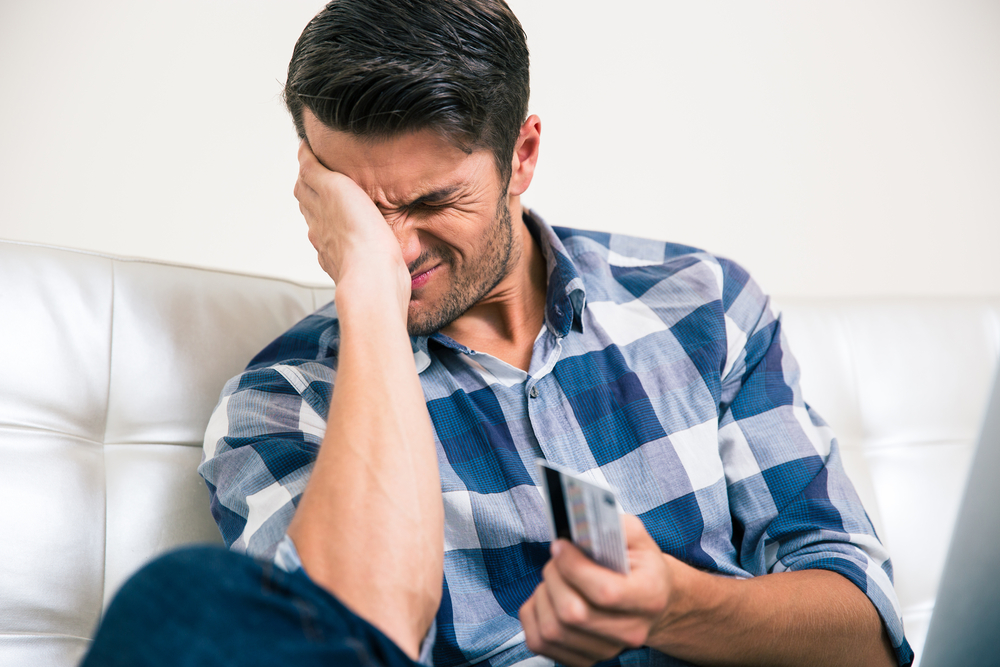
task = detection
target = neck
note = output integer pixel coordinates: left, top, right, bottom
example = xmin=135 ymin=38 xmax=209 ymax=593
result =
xmin=439 ymin=199 xmax=547 ymax=372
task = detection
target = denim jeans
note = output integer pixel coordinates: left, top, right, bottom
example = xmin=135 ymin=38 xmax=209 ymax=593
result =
xmin=81 ymin=545 xmax=419 ymax=667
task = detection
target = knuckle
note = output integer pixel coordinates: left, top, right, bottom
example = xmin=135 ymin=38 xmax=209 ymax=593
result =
xmin=645 ymin=593 xmax=667 ymax=617
xmin=524 ymin=630 xmax=544 ymax=654
xmin=538 ymin=614 xmax=563 ymax=644
xmin=593 ymin=581 xmax=620 ymax=608
xmin=519 ymin=605 xmax=541 ymax=651
xmin=554 ymin=597 xmax=588 ymax=627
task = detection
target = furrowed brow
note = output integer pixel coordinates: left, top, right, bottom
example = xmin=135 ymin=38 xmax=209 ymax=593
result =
xmin=402 ymin=185 xmax=463 ymax=209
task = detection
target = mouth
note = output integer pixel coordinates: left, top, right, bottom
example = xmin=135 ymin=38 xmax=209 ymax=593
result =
xmin=410 ymin=264 xmax=440 ymax=290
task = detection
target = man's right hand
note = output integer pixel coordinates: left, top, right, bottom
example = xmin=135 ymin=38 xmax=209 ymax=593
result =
xmin=293 ymin=140 xmax=411 ymax=313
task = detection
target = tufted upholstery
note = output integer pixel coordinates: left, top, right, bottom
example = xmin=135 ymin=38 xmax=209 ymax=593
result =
xmin=0 ymin=240 xmax=334 ymax=667
xmin=0 ymin=239 xmax=997 ymax=666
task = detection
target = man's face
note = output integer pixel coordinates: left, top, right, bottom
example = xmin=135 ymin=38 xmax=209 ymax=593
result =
xmin=303 ymin=110 xmax=518 ymax=336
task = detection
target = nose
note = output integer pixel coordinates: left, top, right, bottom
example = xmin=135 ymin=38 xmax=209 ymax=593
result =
xmin=389 ymin=214 xmax=422 ymax=270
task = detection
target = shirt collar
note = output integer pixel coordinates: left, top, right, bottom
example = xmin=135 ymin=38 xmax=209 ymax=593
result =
xmin=410 ymin=208 xmax=588 ymax=369
xmin=524 ymin=208 xmax=587 ymax=338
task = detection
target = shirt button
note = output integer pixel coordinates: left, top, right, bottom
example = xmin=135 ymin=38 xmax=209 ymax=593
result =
xmin=529 ymin=386 xmax=539 ymax=399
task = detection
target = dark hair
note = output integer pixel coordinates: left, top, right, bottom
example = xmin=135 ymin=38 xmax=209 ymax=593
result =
xmin=284 ymin=0 xmax=530 ymax=183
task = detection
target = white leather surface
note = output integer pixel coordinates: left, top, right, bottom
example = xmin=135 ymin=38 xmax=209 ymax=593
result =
xmin=0 ymin=245 xmax=113 ymax=666
xmin=0 ymin=240 xmax=334 ymax=667
xmin=103 ymin=444 xmax=222 ymax=607
xmin=1 ymin=238 xmax=997 ymax=667
xmin=0 ymin=428 xmax=105 ymax=637
xmin=0 ymin=245 xmax=113 ymax=441
xmin=0 ymin=636 xmax=89 ymax=667
xmin=104 ymin=260 xmax=329 ymax=446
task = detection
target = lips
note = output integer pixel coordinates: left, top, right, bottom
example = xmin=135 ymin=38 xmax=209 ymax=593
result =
xmin=410 ymin=264 xmax=439 ymax=290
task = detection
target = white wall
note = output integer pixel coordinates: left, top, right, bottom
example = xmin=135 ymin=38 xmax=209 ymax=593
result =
xmin=2 ymin=0 xmax=998 ymax=297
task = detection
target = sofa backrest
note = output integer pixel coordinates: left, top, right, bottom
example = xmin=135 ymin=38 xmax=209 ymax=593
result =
xmin=0 ymin=240 xmax=334 ymax=667
xmin=1 ymin=239 xmax=997 ymax=666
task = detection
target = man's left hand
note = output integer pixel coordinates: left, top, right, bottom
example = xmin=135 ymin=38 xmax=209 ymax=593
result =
xmin=519 ymin=515 xmax=675 ymax=666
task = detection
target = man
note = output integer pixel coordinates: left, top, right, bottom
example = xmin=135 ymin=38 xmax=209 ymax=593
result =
xmin=84 ymin=1 xmax=912 ymax=666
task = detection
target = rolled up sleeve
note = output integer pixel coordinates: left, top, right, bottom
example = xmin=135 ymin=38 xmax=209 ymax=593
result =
xmin=717 ymin=261 xmax=913 ymax=666
xmin=199 ymin=359 xmax=330 ymax=560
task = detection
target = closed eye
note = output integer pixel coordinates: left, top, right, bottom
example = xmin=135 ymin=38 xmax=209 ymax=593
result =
xmin=378 ymin=185 xmax=475 ymax=217
xmin=415 ymin=200 xmax=454 ymax=210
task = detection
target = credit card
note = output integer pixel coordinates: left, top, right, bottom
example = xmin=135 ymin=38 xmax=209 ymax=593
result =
xmin=537 ymin=460 xmax=630 ymax=574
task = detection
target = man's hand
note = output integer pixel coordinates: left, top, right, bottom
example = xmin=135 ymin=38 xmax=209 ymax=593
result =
xmin=519 ymin=515 xmax=673 ymax=667
xmin=520 ymin=515 xmax=898 ymax=667
xmin=294 ymin=141 xmax=409 ymax=309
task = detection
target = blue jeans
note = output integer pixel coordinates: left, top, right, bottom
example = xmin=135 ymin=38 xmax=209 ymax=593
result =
xmin=81 ymin=545 xmax=419 ymax=667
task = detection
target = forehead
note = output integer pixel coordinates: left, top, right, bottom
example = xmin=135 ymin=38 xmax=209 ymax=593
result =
xmin=302 ymin=109 xmax=497 ymax=205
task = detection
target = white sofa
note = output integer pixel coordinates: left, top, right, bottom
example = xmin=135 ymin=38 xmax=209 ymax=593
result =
xmin=1 ymin=238 xmax=997 ymax=667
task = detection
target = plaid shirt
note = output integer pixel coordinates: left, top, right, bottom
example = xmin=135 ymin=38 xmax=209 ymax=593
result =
xmin=201 ymin=211 xmax=913 ymax=667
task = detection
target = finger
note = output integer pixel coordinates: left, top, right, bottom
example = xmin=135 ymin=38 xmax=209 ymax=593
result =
xmin=552 ymin=518 xmax=664 ymax=613
xmin=297 ymin=139 xmax=317 ymax=167
xmin=293 ymin=187 xmax=321 ymax=238
xmin=521 ymin=591 xmax=605 ymax=667
xmin=296 ymin=140 xmax=329 ymax=192
xmin=293 ymin=142 xmax=322 ymax=214
xmin=539 ymin=563 xmax=627 ymax=657
xmin=293 ymin=172 xmax=321 ymax=209
xmin=541 ymin=557 xmax=655 ymax=652
xmin=550 ymin=540 xmax=629 ymax=610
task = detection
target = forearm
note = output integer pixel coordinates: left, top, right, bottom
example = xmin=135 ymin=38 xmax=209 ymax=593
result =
xmin=653 ymin=564 xmax=896 ymax=667
xmin=287 ymin=273 xmax=443 ymax=659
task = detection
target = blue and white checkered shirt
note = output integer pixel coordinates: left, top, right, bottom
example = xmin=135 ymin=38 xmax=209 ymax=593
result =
xmin=200 ymin=210 xmax=913 ymax=667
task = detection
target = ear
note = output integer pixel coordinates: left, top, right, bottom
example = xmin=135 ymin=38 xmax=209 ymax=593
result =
xmin=507 ymin=114 xmax=541 ymax=197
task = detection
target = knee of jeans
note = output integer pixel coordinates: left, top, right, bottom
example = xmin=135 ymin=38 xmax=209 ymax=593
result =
xmin=115 ymin=545 xmax=243 ymax=603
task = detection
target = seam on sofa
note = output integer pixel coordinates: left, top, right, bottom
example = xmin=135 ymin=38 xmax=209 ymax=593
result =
xmin=96 ymin=261 xmax=116 ymax=618
xmin=102 ymin=440 xmax=204 ymax=448
xmin=0 ymin=632 xmax=92 ymax=640
xmin=0 ymin=423 xmax=103 ymax=445
xmin=0 ymin=238 xmax=332 ymax=290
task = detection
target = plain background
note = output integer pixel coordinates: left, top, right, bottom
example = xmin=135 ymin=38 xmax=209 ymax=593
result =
xmin=2 ymin=0 xmax=998 ymax=297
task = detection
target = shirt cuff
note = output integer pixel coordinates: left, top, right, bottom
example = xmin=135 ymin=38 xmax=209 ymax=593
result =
xmin=273 ymin=533 xmax=304 ymax=574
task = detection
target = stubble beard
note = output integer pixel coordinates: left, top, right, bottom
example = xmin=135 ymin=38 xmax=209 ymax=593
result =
xmin=405 ymin=195 xmax=517 ymax=337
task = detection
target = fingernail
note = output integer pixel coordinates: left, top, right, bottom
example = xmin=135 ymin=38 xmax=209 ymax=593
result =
xmin=551 ymin=541 xmax=563 ymax=558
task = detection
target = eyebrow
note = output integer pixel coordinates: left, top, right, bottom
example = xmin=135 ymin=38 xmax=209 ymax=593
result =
xmin=386 ymin=184 xmax=464 ymax=211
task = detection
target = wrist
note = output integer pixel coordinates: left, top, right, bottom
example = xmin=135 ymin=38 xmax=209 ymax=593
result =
xmin=648 ymin=556 xmax=720 ymax=652
xmin=335 ymin=259 xmax=411 ymax=320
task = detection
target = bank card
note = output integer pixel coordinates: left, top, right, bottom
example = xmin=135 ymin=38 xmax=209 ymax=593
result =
xmin=537 ymin=460 xmax=630 ymax=574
